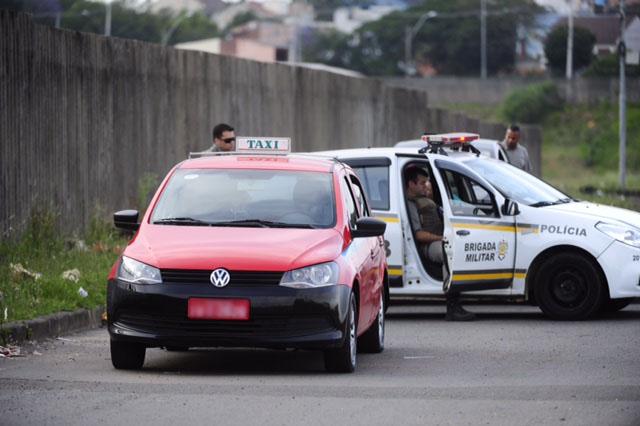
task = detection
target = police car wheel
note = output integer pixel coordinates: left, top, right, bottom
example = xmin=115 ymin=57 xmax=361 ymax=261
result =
xmin=599 ymin=298 xmax=634 ymax=313
xmin=535 ymin=253 xmax=604 ymax=320
xmin=358 ymin=291 xmax=385 ymax=353
xmin=110 ymin=340 xmax=145 ymax=370
xmin=324 ymin=293 xmax=357 ymax=373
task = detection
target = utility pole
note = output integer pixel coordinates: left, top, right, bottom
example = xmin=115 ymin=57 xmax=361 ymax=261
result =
xmin=104 ymin=1 xmax=112 ymax=37
xmin=619 ymin=0 xmax=627 ymax=189
xmin=404 ymin=10 xmax=438 ymax=77
xmin=480 ymin=0 xmax=487 ymax=79
xmin=565 ymin=0 xmax=573 ymax=80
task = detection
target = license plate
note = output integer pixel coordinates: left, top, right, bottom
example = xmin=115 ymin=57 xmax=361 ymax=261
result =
xmin=187 ymin=298 xmax=250 ymax=321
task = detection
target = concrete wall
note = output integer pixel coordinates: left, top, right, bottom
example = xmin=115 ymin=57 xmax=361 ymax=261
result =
xmin=385 ymin=76 xmax=640 ymax=106
xmin=0 ymin=11 xmax=541 ymax=236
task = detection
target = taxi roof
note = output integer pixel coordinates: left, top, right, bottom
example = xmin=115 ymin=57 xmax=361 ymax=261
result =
xmin=178 ymin=153 xmax=337 ymax=173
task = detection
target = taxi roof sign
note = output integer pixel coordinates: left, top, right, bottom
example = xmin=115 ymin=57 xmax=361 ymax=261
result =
xmin=236 ymin=137 xmax=291 ymax=154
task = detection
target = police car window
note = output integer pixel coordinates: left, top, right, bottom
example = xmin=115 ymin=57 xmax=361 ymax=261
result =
xmin=151 ymin=169 xmax=336 ymax=228
xmin=441 ymin=170 xmax=498 ymax=217
xmin=349 ymin=175 xmax=370 ymax=217
xmin=350 ymin=166 xmax=389 ymax=211
xmin=340 ymin=177 xmax=359 ymax=228
xmin=465 ymin=158 xmax=569 ymax=207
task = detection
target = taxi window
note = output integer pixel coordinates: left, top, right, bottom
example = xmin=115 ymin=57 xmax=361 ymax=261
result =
xmin=441 ymin=169 xmax=498 ymax=218
xmin=151 ymin=169 xmax=336 ymax=228
xmin=350 ymin=166 xmax=389 ymax=211
xmin=340 ymin=177 xmax=359 ymax=229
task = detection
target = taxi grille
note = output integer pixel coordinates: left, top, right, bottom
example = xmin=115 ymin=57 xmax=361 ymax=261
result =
xmin=161 ymin=270 xmax=283 ymax=286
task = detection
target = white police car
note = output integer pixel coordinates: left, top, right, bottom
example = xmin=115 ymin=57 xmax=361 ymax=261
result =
xmin=317 ymin=133 xmax=640 ymax=320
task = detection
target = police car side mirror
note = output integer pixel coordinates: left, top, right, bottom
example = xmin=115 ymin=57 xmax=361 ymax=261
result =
xmin=501 ymin=200 xmax=520 ymax=216
xmin=352 ymin=217 xmax=386 ymax=238
xmin=114 ymin=210 xmax=140 ymax=231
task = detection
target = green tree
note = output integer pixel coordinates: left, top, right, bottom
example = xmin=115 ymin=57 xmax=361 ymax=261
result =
xmin=2 ymin=0 xmax=218 ymax=45
xmin=304 ymin=0 xmax=541 ymax=76
xmin=544 ymin=25 xmax=596 ymax=75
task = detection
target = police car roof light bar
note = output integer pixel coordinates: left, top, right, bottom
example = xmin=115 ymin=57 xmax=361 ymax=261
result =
xmin=419 ymin=132 xmax=480 ymax=155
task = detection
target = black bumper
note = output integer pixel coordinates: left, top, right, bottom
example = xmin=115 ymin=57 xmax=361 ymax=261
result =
xmin=107 ymin=279 xmax=351 ymax=350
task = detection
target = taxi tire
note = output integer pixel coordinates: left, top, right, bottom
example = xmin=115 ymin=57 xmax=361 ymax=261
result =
xmin=358 ymin=291 xmax=385 ymax=353
xmin=324 ymin=293 xmax=357 ymax=373
xmin=111 ymin=340 xmax=146 ymax=370
xmin=535 ymin=253 xmax=604 ymax=320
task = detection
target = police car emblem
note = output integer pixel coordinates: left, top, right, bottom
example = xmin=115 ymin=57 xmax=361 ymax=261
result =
xmin=498 ymin=240 xmax=508 ymax=261
xmin=210 ymin=268 xmax=231 ymax=287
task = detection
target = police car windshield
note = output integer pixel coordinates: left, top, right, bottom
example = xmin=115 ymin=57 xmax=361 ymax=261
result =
xmin=464 ymin=159 xmax=571 ymax=207
xmin=151 ymin=169 xmax=336 ymax=228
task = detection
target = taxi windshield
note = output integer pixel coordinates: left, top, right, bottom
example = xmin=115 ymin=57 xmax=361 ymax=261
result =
xmin=151 ymin=169 xmax=336 ymax=228
xmin=464 ymin=158 xmax=572 ymax=207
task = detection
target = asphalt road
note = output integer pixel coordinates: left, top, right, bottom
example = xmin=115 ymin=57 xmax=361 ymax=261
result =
xmin=1 ymin=303 xmax=639 ymax=426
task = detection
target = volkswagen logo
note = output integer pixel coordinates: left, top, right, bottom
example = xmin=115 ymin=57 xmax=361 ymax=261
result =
xmin=210 ymin=268 xmax=231 ymax=288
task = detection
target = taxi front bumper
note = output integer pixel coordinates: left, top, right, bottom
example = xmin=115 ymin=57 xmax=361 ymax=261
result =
xmin=107 ymin=279 xmax=351 ymax=350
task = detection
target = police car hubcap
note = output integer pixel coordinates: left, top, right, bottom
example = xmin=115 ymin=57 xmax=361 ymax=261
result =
xmin=553 ymin=271 xmax=587 ymax=305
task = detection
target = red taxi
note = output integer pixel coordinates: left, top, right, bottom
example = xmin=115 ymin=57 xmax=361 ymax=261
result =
xmin=107 ymin=138 xmax=388 ymax=373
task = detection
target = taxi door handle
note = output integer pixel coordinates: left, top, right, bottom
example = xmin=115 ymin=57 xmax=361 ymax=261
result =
xmin=456 ymin=230 xmax=470 ymax=236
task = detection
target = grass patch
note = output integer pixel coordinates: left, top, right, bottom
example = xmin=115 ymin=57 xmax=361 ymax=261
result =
xmin=442 ymin=101 xmax=640 ymax=211
xmin=0 ymin=211 xmax=127 ymax=323
xmin=542 ymin=103 xmax=640 ymax=211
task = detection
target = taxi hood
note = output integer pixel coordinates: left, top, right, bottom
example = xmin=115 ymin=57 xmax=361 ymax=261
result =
xmin=549 ymin=201 xmax=640 ymax=228
xmin=124 ymin=226 xmax=344 ymax=271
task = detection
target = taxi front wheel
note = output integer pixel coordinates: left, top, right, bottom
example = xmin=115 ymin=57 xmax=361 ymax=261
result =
xmin=358 ymin=291 xmax=385 ymax=353
xmin=111 ymin=340 xmax=146 ymax=370
xmin=535 ymin=253 xmax=604 ymax=320
xmin=324 ymin=293 xmax=357 ymax=373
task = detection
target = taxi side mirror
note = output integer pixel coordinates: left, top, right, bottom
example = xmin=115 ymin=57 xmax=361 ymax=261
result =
xmin=501 ymin=200 xmax=520 ymax=216
xmin=114 ymin=210 xmax=140 ymax=231
xmin=352 ymin=217 xmax=386 ymax=238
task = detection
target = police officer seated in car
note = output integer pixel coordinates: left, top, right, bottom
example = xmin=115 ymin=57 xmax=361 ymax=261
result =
xmin=404 ymin=166 xmax=475 ymax=321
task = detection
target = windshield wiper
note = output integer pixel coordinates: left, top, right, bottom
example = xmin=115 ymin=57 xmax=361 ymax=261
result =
xmin=530 ymin=200 xmax=567 ymax=208
xmin=529 ymin=201 xmax=558 ymax=207
xmin=154 ymin=217 xmax=211 ymax=226
xmin=210 ymin=219 xmax=316 ymax=229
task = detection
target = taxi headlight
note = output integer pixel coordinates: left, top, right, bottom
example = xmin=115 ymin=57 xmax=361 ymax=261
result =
xmin=595 ymin=222 xmax=640 ymax=248
xmin=117 ymin=256 xmax=162 ymax=284
xmin=280 ymin=261 xmax=339 ymax=289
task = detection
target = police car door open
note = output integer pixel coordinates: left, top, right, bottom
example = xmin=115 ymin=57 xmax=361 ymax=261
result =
xmin=433 ymin=159 xmax=517 ymax=293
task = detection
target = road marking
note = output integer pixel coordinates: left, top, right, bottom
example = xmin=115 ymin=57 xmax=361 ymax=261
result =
xmin=403 ymin=355 xmax=436 ymax=360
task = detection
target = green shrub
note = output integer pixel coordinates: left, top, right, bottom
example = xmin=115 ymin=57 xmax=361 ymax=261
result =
xmin=500 ymin=82 xmax=563 ymax=124
xmin=584 ymin=54 xmax=640 ymax=77
xmin=137 ymin=173 xmax=160 ymax=215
